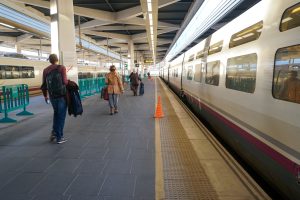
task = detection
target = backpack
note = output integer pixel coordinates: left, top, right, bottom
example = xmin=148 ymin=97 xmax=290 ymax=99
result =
xmin=46 ymin=65 xmax=66 ymax=98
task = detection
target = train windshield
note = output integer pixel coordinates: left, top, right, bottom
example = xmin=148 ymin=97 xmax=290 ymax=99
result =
xmin=273 ymin=44 xmax=300 ymax=104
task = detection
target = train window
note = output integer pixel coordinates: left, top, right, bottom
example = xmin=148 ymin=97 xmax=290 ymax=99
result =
xmin=21 ymin=67 xmax=35 ymax=78
xmin=78 ymin=72 xmax=83 ymax=79
xmin=229 ymin=21 xmax=263 ymax=48
xmin=205 ymin=61 xmax=220 ymax=86
xmin=194 ymin=64 xmax=202 ymax=82
xmin=5 ymin=66 xmax=20 ymax=79
xmin=208 ymin=41 xmax=223 ymax=55
xmin=196 ymin=50 xmax=204 ymax=59
xmin=187 ymin=66 xmax=193 ymax=80
xmin=280 ymin=3 xmax=300 ymax=32
xmin=0 ymin=66 xmax=4 ymax=79
xmin=188 ymin=55 xmax=194 ymax=62
xmin=226 ymin=53 xmax=257 ymax=93
xmin=273 ymin=44 xmax=300 ymax=104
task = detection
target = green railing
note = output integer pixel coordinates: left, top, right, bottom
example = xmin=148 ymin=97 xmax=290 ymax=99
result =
xmin=0 ymin=84 xmax=33 ymax=123
xmin=78 ymin=77 xmax=106 ymax=99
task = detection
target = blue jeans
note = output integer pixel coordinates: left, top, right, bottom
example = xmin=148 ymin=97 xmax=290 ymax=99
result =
xmin=108 ymin=94 xmax=119 ymax=109
xmin=50 ymin=97 xmax=67 ymax=141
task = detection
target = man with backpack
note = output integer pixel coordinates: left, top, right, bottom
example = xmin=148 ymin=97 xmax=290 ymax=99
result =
xmin=41 ymin=54 xmax=68 ymax=144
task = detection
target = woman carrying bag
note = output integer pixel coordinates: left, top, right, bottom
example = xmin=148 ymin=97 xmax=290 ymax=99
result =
xmin=105 ymin=65 xmax=124 ymax=115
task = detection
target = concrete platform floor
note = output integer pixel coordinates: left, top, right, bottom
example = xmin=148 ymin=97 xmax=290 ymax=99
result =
xmin=0 ymin=80 xmax=155 ymax=200
xmin=0 ymin=78 xmax=270 ymax=200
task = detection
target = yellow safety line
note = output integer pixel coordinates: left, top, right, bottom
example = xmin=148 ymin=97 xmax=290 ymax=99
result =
xmin=155 ymin=78 xmax=165 ymax=200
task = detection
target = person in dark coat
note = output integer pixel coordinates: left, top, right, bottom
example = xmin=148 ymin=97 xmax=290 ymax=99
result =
xmin=129 ymin=69 xmax=141 ymax=96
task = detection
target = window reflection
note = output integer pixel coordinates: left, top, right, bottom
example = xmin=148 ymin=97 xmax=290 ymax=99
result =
xmin=273 ymin=45 xmax=300 ymax=104
xmin=206 ymin=61 xmax=220 ymax=86
xmin=226 ymin=53 xmax=257 ymax=93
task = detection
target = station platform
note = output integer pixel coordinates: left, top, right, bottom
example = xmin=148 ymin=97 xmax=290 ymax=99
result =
xmin=0 ymin=78 xmax=270 ymax=200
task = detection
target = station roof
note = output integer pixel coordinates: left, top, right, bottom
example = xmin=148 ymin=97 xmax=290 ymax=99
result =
xmin=0 ymin=0 xmax=260 ymax=64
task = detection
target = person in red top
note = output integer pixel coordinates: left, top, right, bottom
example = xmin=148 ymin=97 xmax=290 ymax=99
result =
xmin=41 ymin=54 xmax=68 ymax=144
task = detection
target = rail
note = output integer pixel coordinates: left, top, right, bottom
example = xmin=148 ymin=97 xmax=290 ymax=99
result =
xmin=78 ymin=77 xmax=106 ymax=99
xmin=0 ymin=84 xmax=33 ymax=123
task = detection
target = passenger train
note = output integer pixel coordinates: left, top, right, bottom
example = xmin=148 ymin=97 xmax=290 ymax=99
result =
xmin=0 ymin=56 xmax=109 ymax=95
xmin=161 ymin=0 xmax=300 ymax=198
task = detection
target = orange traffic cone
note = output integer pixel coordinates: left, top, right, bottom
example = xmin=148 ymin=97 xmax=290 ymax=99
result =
xmin=154 ymin=96 xmax=164 ymax=118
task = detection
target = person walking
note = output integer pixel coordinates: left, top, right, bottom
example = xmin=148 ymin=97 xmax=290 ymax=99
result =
xmin=279 ymin=70 xmax=300 ymax=103
xmin=41 ymin=54 xmax=68 ymax=144
xmin=129 ymin=69 xmax=141 ymax=96
xmin=105 ymin=65 xmax=124 ymax=115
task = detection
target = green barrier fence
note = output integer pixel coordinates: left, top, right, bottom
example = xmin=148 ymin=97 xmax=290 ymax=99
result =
xmin=0 ymin=84 xmax=33 ymax=123
xmin=78 ymin=77 xmax=106 ymax=99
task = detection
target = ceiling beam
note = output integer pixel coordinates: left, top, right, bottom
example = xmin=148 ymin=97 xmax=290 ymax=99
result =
xmin=73 ymin=6 xmax=115 ymax=22
xmin=10 ymin=0 xmax=116 ymax=22
xmin=104 ymin=43 xmax=128 ymax=49
xmin=20 ymin=38 xmax=51 ymax=45
xmin=77 ymin=20 xmax=112 ymax=30
xmin=78 ymin=16 xmax=178 ymax=30
xmin=92 ymin=25 xmax=145 ymax=31
xmin=97 ymin=38 xmax=127 ymax=45
xmin=158 ymin=0 xmax=181 ymax=9
xmin=16 ymin=33 xmax=32 ymax=43
xmin=157 ymin=39 xmax=173 ymax=45
xmin=116 ymin=5 xmax=142 ymax=21
xmin=116 ymin=0 xmax=180 ymax=21
xmin=9 ymin=0 xmax=49 ymax=9
xmin=0 ymin=36 xmax=16 ymax=42
xmin=156 ymin=47 xmax=168 ymax=51
xmin=157 ymin=21 xmax=180 ymax=28
xmin=83 ymin=30 xmax=130 ymax=41
xmin=132 ymin=27 xmax=178 ymax=41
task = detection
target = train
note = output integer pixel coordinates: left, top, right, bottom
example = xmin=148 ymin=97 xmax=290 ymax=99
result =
xmin=160 ymin=0 xmax=300 ymax=199
xmin=0 ymin=56 xmax=109 ymax=95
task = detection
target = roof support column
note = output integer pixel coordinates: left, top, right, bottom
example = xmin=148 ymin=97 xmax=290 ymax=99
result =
xmin=128 ymin=39 xmax=135 ymax=71
xmin=50 ymin=0 xmax=78 ymax=82
xmin=15 ymin=44 xmax=21 ymax=54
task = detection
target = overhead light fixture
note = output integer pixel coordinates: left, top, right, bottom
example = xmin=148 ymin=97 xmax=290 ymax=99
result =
xmin=166 ymin=0 xmax=246 ymax=62
xmin=148 ymin=13 xmax=153 ymax=22
xmin=150 ymin=26 xmax=154 ymax=34
xmin=0 ymin=22 xmax=15 ymax=29
xmin=149 ymin=20 xmax=153 ymax=26
xmin=147 ymin=3 xmax=152 ymax=12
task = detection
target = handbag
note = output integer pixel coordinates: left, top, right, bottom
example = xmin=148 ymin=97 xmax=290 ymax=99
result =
xmin=101 ymin=87 xmax=109 ymax=101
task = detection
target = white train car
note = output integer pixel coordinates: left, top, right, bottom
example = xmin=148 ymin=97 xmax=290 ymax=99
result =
xmin=0 ymin=57 xmax=109 ymax=95
xmin=163 ymin=0 xmax=300 ymax=198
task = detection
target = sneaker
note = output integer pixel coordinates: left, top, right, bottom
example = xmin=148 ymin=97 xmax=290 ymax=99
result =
xmin=57 ymin=138 xmax=67 ymax=144
xmin=49 ymin=131 xmax=56 ymax=142
xmin=114 ymin=109 xmax=118 ymax=113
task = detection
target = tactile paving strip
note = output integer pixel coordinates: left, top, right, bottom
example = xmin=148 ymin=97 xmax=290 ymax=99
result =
xmin=158 ymin=82 xmax=218 ymax=200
